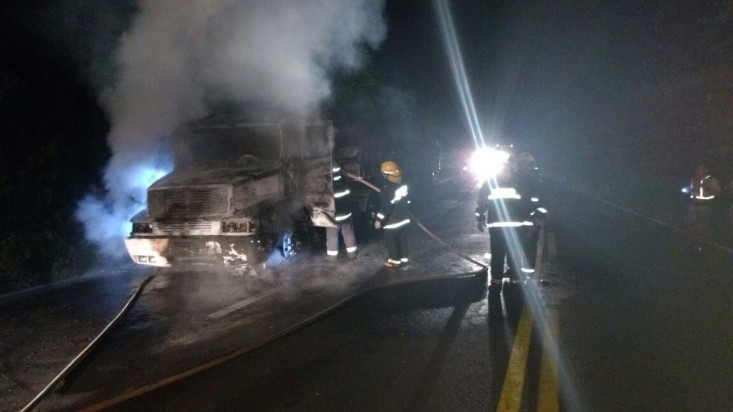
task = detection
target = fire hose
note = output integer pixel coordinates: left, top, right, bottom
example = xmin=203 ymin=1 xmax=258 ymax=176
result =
xmin=30 ymin=174 xmax=487 ymax=411
xmin=20 ymin=275 xmax=154 ymax=412
xmin=344 ymin=171 xmax=487 ymax=269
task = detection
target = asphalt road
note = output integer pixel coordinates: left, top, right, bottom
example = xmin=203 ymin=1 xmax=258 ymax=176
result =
xmin=2 ymin=177 xmax=732 ymax=411
xmin=547 ymin=182 xmax=733 ymax=411
xmin=107 ymin=181 xmax=733 ymax=412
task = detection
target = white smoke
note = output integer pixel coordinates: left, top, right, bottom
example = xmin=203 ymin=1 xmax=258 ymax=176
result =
xmin=77 ymin=0 xmax=386 ymax=258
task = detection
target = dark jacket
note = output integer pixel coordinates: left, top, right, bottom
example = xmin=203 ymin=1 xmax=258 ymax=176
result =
xmin=476 ymin=170 xmax=541 ymax=228
xmin=332 ymin=165 xmax=352 ymax=222
xmin=376 ymin=179 xmax=411 ymax=229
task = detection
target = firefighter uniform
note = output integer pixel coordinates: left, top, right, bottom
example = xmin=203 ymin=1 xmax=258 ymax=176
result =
xmin=326 ymin=163 xmax=357 ymax=261
xmin=476 ymin=153 xmax=544 ymax=292
xmin=375 ymin=161 xmax=411 ymax=268
xmin=687 ymin=165 xmax=721 ymax=244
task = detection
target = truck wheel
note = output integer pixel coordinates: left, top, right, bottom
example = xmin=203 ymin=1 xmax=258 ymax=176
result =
xmin=280 ymin=233 xmax=295 ymax=258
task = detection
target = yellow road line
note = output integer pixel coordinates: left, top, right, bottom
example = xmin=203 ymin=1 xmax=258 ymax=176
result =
xmin=496 ymin=304 xmax=533 ymax=412
xmin=537 ymin=309 xmax=559 ymax=412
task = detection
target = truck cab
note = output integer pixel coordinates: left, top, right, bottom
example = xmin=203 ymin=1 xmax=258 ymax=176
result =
xmin=124 ymin=116 xmax=334 ymax=269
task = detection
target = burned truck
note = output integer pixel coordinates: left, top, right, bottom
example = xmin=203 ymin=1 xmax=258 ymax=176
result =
xmin=124 ymin=116 xmax=335 ymax=269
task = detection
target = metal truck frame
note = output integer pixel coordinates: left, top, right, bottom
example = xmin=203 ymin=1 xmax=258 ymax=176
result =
xmin=124 ymin=116 xmax=335 ymax=270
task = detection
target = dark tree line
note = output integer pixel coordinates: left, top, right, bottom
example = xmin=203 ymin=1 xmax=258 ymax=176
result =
xmin=0 ymin=3 xmax=111 ymax=292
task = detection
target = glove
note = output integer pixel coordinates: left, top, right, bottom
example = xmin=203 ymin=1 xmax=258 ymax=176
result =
xmin=475 ymin=212 xmax=485 ymax=232
xmin=374 ymin=220 xmax=381 ymax=230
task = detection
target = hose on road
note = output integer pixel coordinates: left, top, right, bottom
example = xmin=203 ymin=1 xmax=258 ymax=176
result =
xmin=77 ymin=173 xmax=490 ymax=411
xmin=344 ymin=172 xmax=487 ymax=269
xmin=21 ymin=275 xmax=155 ymax=412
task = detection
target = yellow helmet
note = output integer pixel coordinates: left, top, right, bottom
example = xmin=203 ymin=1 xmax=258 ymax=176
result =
xmin=380 ymin=160 xmax=401 ymax=177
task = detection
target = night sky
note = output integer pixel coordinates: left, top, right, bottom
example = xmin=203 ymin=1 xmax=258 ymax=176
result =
xmin=0 ymin=0 xmax=731 ymax=287
xmin=381 ymin=1 xmax=732 ymax=179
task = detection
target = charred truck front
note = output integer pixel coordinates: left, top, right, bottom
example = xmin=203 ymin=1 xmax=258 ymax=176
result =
xmin=124 ymin=116 xmax=334 ymax=269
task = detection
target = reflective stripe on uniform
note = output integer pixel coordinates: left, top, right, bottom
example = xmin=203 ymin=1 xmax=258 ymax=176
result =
xmin=327 ymin=250 xmax=338 ymax=256
xmin=487 ymin=221 xmax=533 ymax=228
xmin=488 ymin=187 xmax=521 ymax=200
xmin=691 ymin=175 xmax=716 ymax=200
xmin=346 ymin=246 xmax=357 ymax=253
xmin=376 ymin=213 xmax=385 ymax=220
xmin=530 ymin=207 xmax=548 ymax=217
xmin=335 ymin=212 xmax=352 ymax=221
xmin=390 ymin=185 xmax=409 ymax=204
xmin=384 ymin=218 xmax=410 ymax=229
xmin=334 ymin=189 xmax=351 ymax=198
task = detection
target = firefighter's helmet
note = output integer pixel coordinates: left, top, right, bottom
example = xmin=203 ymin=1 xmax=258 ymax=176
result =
xmin=380 ymin=161 xmax=401 ymax=177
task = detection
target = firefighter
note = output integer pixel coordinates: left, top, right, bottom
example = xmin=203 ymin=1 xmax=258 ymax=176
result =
xmin=374 ymin=160 xmax=411 ymax=268
xmin=687 ymin=164 xmax=721 ymax=248
xmin=326 ymin=162 xmax=358 ymax=261
xmin=476 ymin=150 xmax=543 ymax=294
xmin=514 ymin=152 xmax=545 ymax=267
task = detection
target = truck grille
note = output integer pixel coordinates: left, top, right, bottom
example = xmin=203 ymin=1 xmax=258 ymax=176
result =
xmin=148 ymin=186 xmax=230 ymax=219
xmin=155 ymin=221 xmax=218 ymax=235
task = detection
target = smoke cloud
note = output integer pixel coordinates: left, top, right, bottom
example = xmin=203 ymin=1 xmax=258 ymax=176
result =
xmin=77 ymin=0 xmax=386 ymax=258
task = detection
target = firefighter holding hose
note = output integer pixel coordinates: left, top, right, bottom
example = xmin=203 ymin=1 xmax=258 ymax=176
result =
xmin=475 ymin=149 xmax=543 ymax=295
xmin=374 ymin=160 xmax=411 ymax=268
xmin=325 ymin=162 xmax=358 ymax=261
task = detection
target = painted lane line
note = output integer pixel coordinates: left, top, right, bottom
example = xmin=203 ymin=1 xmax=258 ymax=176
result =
xmin=496 ymin=304 xmax=533 ymax=412
xmin=207 ymin=290 xmax=277 ymax=319
xmin=537 ymin=309 xmax=559 ymax=412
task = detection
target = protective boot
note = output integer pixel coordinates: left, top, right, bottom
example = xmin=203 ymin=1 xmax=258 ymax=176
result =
xmin=488 ymin=278 xmax=503 ymax=296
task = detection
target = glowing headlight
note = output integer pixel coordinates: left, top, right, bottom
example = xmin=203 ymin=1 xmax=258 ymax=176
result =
xmin=469 ymin=147 xmax=511 ymax=178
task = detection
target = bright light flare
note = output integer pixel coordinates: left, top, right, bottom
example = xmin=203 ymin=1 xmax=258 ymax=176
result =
xmin=434 ymin=0 xmax=485 ymax=147
xmin=434 ymin=1 xmax=581 ymax=408
xmin=469 ymin=147 xmax=511 ymax=179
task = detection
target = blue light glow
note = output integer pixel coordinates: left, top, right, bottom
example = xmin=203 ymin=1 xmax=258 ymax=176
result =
xmin=75 ymin=160 xmax=171 ymax=259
